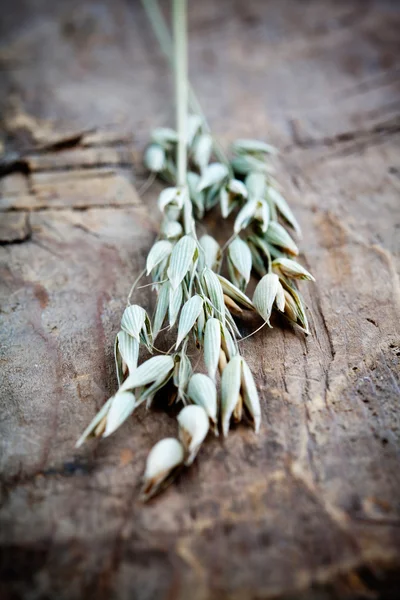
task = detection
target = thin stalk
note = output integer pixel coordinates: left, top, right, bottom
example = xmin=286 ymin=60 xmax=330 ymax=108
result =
xmin=173 ymin=0 xmax=188 ymax=188
xmin=141 ymin=0 xmax=232 ymax=174
xmin=141 ymin=0 xmax=172 ymax=63
xmin=127 ymin=268 xmax=146 ymax=306
xmin=220 ymin=231 xmax=239 ymax=255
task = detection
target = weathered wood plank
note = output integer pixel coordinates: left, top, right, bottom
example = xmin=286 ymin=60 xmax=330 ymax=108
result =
xmin=0 ymin=1 xmax=399 ymax=599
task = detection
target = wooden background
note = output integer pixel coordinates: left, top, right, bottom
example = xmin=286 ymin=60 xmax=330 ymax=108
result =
xmin=1 ymin=1 xmax=399 ymax=598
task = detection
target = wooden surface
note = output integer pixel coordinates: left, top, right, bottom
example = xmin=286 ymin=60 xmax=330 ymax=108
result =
xmin=1 ymin=1 xmax=400 ymax=598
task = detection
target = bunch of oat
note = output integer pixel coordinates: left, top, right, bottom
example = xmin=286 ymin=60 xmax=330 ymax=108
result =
xmin=76 ymin=0 xmax=314 ymax=501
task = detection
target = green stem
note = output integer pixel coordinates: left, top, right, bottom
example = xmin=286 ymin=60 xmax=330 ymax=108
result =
xmin=142 ymin=0 xmax=232 ymax=175
xmin=126 ymin=268 xmax=146 ymax=306
xmin=141 ymin=0 xmax=172 ymax=63
xmin=173 ymin=0 xmax=188 ymax=188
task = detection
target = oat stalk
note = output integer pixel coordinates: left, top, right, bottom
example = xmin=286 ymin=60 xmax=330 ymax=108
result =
xmin=173 ymin=0 xmax=188 ymax=189
xmin=141 ymin=0 xmax=231 ymax=171
xmin=76 ymin=0 xmax=316 ymax=502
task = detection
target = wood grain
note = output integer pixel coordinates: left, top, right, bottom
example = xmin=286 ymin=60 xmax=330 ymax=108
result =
xmin=1 ymin=1 xmax=399 ymax=598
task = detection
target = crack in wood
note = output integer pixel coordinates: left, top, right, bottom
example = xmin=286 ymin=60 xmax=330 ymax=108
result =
xmin=1 ymin=203 xmax=142 ymax=213
xmin=287 ymin=116 xmax=400 ymax=152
